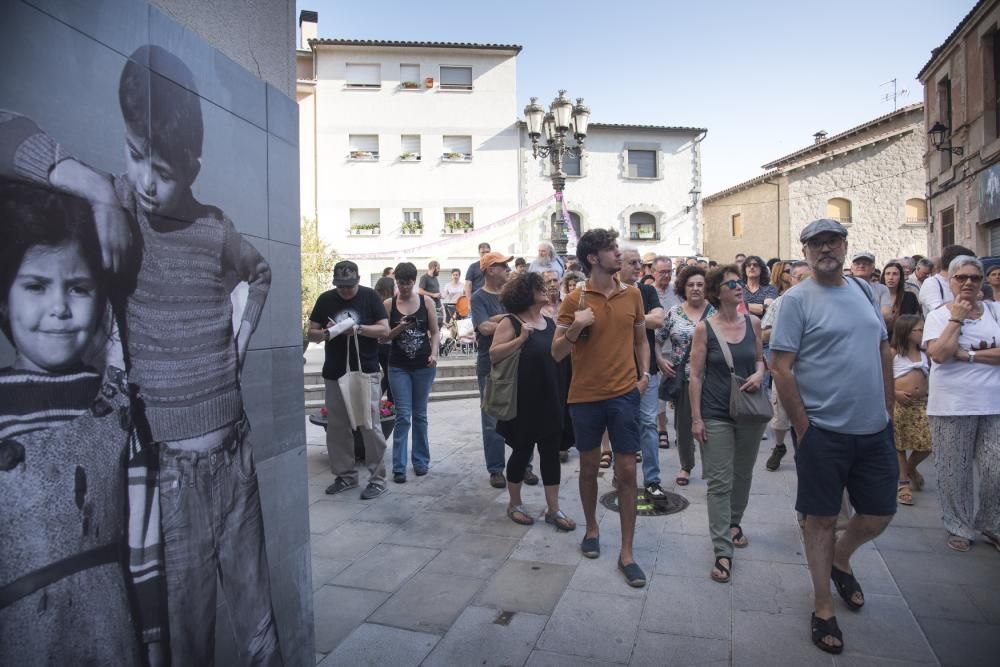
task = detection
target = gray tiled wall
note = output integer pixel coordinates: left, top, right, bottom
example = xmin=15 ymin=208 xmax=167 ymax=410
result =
xmin=1 ymin=1 xmax=311 ymax=663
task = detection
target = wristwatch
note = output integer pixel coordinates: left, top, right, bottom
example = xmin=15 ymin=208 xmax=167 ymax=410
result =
xmin=969 ymin=350 xmax=977 ymax=364
xmin=642 ymin=371 xmax=651 ymax=380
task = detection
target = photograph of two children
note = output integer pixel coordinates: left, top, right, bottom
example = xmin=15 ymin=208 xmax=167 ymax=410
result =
xmin=0 ymin=8 xmax=289 ymax=666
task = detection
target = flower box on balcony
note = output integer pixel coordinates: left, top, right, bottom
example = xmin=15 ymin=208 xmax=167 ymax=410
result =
xmin=442 ymin=152 xmax=471 ymax=162
xmin=443 ymin=220 xmax=474 ymax=234
xmin=348 ymin=151 xmax=378 ymax=161
xmin=400 ymin=81 xmax=421 ymax=90
xmin=400 ymin=222 xmax=423 ymax=235
xmin=399 ymin=152 xmax=421 ymax=161
xmin=349 ymin=225 xmax=381 ymax=236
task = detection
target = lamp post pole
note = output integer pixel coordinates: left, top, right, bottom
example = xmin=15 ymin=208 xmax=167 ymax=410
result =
xmin=524 ymin=91 xmax=590 ymax=259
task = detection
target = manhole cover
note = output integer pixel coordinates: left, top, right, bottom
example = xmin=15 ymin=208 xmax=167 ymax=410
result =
xmin=600 ymin=488 xmax=689 ymax=516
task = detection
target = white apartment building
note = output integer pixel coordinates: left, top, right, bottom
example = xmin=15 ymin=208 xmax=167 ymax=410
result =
xmin=296 ymin=12 xmax=706 ymax=282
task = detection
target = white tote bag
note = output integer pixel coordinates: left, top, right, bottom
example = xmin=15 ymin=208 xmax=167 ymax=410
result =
xmin=337 ymin=336 xmax=375 ymax=431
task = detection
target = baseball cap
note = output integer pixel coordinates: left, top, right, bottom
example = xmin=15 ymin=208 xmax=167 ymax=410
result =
xmin=480 ymin=251 xmax=514 ymax=272
xmin=333 ymin=260 xmax=360 ymax=287
xmin=851 ymin=251 xmax=876 ymax=263
xmin=799 ymin=218 xmax=848 ymax=244
xmin=641 ymin=251 xmax=657 ymax=265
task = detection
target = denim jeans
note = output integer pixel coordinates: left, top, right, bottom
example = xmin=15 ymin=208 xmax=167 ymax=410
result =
xmin=388 ymin=365 xmax=436 ymax=474
xmin=159 ymin=418 xmax=282 ymax=666
xmin=638 ymin=373 xmax=661 ymax=485
xmin=477 ymin=371 xmax=507 ymax=474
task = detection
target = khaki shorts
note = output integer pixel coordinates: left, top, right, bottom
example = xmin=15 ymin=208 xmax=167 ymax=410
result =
xmin=768 ymin=384 xmax=790 ymax=431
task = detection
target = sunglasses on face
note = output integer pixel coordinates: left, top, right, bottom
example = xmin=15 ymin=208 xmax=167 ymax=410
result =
xmin=722 ymin=279 xmax=742 ymax=290
xmin=952 ymin=274 xmax=982 ymax=284
xmin=746 ymin=262 xmax=762 ymax=268
xmin=782 ymin=267 xmax=791 ymax=273
xmin=806 ymin=236 xmax=844 ymax=250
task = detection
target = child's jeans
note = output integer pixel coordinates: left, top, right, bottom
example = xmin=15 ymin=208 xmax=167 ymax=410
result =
xmin=159 ymin=416 xmax=282 ymax=666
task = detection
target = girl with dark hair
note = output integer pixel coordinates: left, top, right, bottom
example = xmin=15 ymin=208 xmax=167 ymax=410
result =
xmin=890 ymin=315 xmax=930 ymax=506
xmin=490 ymin=272 xmax=575 ymax=531
xmin=881 ymin=262 xmax=920 ymax=329
xmin=740 ymin=255 xmax=777 ymax=317
xmin=383 ymin=262 xmax=439 ymax=483
xmin=0 ymin=181 xmax=162 ymax=665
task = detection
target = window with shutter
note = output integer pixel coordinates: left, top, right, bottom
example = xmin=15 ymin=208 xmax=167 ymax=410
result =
xmin=563 ymin=152 xmax=581 ymax=176
xmin=345 ymin=63 xmax=380 ymax=88
xmin=442 ymin=135 xmax=472 ymax=160
xmin=440 ymin=66 xmax=473 ymax=90
xmin=990 ymin=222 xmax=1000 ymax=255
xmin=348 ymin=134 xmax=379 ymax=159
xmin=349 ymin=208 xmax=380 ymax=234
xmin=399 ymin=64 xmax=420 ymax=88
xmin=400 ymin=135 xmax=421 ymax=159
xmin=627 ymin=150 xmax=657 ymax=178
xmin=629 ymin=212 xmax=658 ymax=240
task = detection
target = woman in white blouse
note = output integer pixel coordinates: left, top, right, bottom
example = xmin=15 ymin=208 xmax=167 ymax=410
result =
xmin=923 ymin=256 xmax=1000 ymax=552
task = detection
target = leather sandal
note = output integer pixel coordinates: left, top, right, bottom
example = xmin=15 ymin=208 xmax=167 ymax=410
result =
xmin=830 ymin=565 xmax=864 ymax=610
xmin=599 ymin=452 xmax=612 ymax=468
xmin=506 ymin=505 xmax=534 ymax=526
xmin=811 ymin=613 xmax=843 ymax=654
xmin=897 ymin=482 xmax=913 ymax=506
xmin=710 ymin=556 xmax=731 ymax=583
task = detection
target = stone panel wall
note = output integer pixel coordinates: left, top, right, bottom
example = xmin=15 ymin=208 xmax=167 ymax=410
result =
xmin=786 ymin=129 xmax=929 ymax=264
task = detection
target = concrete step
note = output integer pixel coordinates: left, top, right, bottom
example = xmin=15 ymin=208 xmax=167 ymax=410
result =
xmin=431 ymin=375 xmax=478 ymax=392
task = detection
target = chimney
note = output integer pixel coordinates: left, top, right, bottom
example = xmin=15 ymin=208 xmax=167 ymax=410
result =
xmin=813 ymin=130 xmax=828 ymax=144
xmin=299 ymin=10 xmax=318 ymax=50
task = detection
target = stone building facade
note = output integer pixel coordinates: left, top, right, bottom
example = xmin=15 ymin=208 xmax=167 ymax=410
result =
xmin=703 ymin=104 xmax=928 ymax=266
xmin=919 ymin=0 xmax=1000 ymax=257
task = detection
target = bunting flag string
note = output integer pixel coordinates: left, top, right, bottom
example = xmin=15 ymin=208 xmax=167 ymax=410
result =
xmin=341 ymin=195 xmax=556 ymax=259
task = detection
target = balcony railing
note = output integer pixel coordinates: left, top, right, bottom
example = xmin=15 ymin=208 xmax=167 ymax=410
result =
xmin=629 ymin=230 xmax=660 ymax=241
xmin=905 ymin=217 xmax=928 ymax=224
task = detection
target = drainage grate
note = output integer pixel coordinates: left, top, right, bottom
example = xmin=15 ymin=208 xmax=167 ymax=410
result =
xmin=599 ymin=488 xmax=689 ymax=516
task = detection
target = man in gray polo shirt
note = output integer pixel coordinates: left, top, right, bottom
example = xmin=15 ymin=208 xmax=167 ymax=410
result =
xmin=771 ymin=219 xmax=896 ymax=656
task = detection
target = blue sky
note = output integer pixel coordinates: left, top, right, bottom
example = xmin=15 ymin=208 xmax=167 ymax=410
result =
xmin=296 ymin=0 xmax=971 ymax=194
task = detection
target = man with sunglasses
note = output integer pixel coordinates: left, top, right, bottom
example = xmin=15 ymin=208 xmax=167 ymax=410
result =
xmin=472 ymin=251 xmax=539 ymax=488
xmin=770 ymin=219 xmax=896 ymax=656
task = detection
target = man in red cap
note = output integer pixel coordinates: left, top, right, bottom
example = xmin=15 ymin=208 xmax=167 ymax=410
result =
xmin=472 ymin=250 xmax=539 ymax=488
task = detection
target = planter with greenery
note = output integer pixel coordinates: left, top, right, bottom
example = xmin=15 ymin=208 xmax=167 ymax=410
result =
xmin=443 ymin=217 xmax=473 ymax=234
xmin=400 ymin=81 xmax=420 ymax=89
xmin=349 ymin=222 xmax=381 ymax=235
xmin=399 ymin=152 xmax=421 ymax=161
xmin=349 ymin=150 xmax=377 ymax=160
xmin=442 ymin=151 xmax=469 ymax=161
xmin=401 ymin=220 xmax=423 ymax=235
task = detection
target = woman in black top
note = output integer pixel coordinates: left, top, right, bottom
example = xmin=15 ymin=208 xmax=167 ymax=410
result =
xmin=881 ymin=261 xmax=920 ymax=330
xmin=490 ymin=272 xmax=575 ymax=531
xmin=384 ymin=263 xmax=439 ymax=483
xmin=689 ymin=265 xmax=767 ymax=584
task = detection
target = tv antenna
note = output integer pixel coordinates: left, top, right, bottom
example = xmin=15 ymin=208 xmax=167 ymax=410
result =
xmin=881 ymin=78 xmax=909 ymax=111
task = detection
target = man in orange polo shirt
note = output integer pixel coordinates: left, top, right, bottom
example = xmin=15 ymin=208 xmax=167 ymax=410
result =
xmin=553 ymin=228 xmax=650 ymax=588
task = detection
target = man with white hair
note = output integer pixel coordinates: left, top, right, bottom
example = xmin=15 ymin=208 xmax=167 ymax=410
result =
xmin=529 ymin=241 xmax=565 ymax=278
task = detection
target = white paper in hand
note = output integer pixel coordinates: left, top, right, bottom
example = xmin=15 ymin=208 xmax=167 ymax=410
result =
xmin=327 ymin=316 xmax=357 ymax=338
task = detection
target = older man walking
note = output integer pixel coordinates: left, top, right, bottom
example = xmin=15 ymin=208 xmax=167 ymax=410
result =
xmin=771 ymin=219 xmax=897 ymax=656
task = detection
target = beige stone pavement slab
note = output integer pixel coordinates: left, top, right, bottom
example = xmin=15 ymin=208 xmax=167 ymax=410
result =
xmin=304 ymin=399 xmax=997 ymax=665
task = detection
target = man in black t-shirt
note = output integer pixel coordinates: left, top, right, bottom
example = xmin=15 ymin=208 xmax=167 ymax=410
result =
xmin=418 ymin=260 xmax=443 ymax=323
xmin=308 ymin=260 xmax=391 ymax=499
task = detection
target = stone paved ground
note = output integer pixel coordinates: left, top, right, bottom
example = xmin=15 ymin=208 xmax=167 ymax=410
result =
xmin=305 ymin=398 xmax=1000 ymax=666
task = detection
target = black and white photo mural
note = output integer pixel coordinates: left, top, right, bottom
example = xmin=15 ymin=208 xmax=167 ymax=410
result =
xmin=0 ymin=1 xmax=311 ymax=665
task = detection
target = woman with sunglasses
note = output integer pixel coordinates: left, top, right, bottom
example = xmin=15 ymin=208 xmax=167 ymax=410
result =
xmin=880 ymin=261 xmax=920 ymax=330
xmin=923 ymin=256 xmax=1000 ymax=552
xmin=740 ymin=256 xmax=778 ymax=317
xmin=689 ymin=265 xmax=767 ymax=583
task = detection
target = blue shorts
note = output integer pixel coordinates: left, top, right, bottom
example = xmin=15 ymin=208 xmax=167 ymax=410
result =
xmin=794 ymin=422 xmax=898 ymax=517
xmin=569 ymin=389 xmax=641 ymax=454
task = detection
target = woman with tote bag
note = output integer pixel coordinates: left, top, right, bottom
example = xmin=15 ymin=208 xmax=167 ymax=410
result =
xmin=689 ymin=265 xmax=769 ymax=584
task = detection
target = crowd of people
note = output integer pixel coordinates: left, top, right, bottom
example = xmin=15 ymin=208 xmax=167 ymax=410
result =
xmin=308 ymin=221 xmax=1000 ymax=656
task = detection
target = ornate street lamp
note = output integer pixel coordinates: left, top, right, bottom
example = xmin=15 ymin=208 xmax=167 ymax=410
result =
xmin=928 ymin=121 xmax=964 ymax=156
xmin=524 ymin=90 xmax=590 ymax=257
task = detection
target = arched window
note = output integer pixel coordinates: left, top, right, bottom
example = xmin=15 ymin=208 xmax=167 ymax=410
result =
xmin=905 ymin=198 xmax=928 ymax=224
xmin=629 ymin=212 xmax=658 ymax=240
xmin=551 ymin=211 xmax=582 ymax=239
xmin=826 ymin=198 xmax=852 ymax=223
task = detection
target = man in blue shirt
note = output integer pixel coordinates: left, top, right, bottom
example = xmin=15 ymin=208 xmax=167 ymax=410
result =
xmin=771 ymin=219 xmax=896 ymax=657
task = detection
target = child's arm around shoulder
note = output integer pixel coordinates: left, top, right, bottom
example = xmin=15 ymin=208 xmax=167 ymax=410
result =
xmin=0 ymin=110 xmax=132 ymax=272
